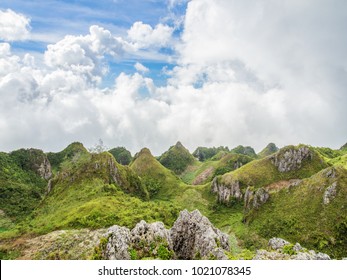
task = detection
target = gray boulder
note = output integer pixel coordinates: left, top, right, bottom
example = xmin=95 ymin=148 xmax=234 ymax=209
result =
xmin=170 ymin=209 xmax=230 ymax=260
xmin=103 ymin=225 xmax=131 ymax=260
xmin=268 ymin=237 xmax=290 ymax=250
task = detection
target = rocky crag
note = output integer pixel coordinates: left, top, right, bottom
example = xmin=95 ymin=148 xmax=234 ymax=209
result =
xmin=99 ymin=209 xmax=230 ymax=260
xmin=254 ymin=237 xmax=330 ymax=260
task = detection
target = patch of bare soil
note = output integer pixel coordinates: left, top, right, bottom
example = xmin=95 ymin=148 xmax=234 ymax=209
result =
xmin=193 ymin=166 xmax=215 ymax=185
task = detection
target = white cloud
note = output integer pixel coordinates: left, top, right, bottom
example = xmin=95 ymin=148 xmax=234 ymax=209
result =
xmin=44 ymin=25 xmax=127 ymax=83
xmin=1 ymin=2 xmax=346 ymax=154
xmin=134 ymin=62 xmax=149 ymax=73
xmin=127 ymin=21 xmax=174 ymax=49
xmin=0 ymin=9 xmax=31 ymax=41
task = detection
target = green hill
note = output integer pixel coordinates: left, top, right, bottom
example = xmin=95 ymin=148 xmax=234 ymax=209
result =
xmin=131 ymin=148 xmax=182 ymax=199
xmin=158 ymin=142 xmax=195 ymax=174
xmin=25 ymin=150 xmax=178 ymax=234
xmin=212 ymin=145 xmax=329 ymax=205
xmin=192 ymin=146 xmax=229 ymax=161
xmin=247 ymin=166 xmax=347 ymax=259
xmin=340 ymin=142 xmax=347 ymax=151
xmin=1 ymin=141 xmax=346 ymax=260
xmin=230 ymin=145 xmax=257 ymax=158
xmin=257 ymin=143 xmax=279 ymax=158
xmin=108 ymin=147 xmax=132 ymax=165
xmin=180 ymin=153 xmax=254 ymax=185
xmin=0 ymin=149 xmax=50 ymax=228
xmin=47 ymin=142 xmax=89 ymax=173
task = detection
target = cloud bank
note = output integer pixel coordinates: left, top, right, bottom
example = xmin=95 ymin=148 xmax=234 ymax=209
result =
xmin=0 ymin=9 xmax=31 ymax=41
xmin=0 ymin=1 xmax=346 ymax=154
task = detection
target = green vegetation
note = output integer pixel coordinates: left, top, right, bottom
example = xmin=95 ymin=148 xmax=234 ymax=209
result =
xmin=131 ymin=148 xmax=183 ymax=199
xmin=1 ymin=141 xmax=347 ymax=259
xmin=0 ymin=151 xmax=47 ymax=224
xmin=192 ymin=146 xmax=229 ymax=161
xmin=180 ymin=153 xmax=253 ymax=185
xmin=247 ymin=166 xmax=347 ymax=259
xmin=257 ymin=143 xmax=279 ymax=158
xmin=230 ymin=145 xmax=257 ymax=158
xmin=219 ymin=145 xmax=328 ymax=190
xmin=108 ymin=147 xmax=132 ymax=165
xmin=158 ymin=142 xmax=195 ymax=174
xmin=47 ymin=142 xmax=89 ymax=173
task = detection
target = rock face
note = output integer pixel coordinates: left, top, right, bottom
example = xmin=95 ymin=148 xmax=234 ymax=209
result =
xmin=37 ymin=156 xmax=53 ymax=180
xmin=103 ymin=225 xmax=131 ymax=260
xmin=323 ymin=182 xmax=337 ymax=205
xmin=270 ymin=146 xmax=312 ymax=172
xmin=254 ymin=237 xmax=331 ymax=260
xmin=131 ymin=220 xmax=171 ymax=250
xmin=102 ymin=210 xmax=230 ymax=260
xmin=211 ymin=177 xmax=242 ymax=204
xmin=170 ymin=209 xmax=230 ymax=260
xmin=268 ymin=237 xmax=290 ymax=250
xmin=244 ymin=187 xmax=269 ymax=211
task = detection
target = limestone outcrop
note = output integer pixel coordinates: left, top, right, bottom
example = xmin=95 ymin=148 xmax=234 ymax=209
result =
xmin=170 ymin=209 xmax=230 ymax=260
xmin=211 ymin=177 xmax=242 ymax=204
xmin=254 ymin=237 xmax=331 ymax=260
xmin=101 ymin=209 xmax=230 ymax=260
xmin=270 ymin=146 xmax=312 ymax=172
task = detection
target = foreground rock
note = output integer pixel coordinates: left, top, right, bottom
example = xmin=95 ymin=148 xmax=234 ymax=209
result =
xmin=170 ymin=210 xmax=230 ymax=260
xmin=253 ymin=237 xmax=331 ymax=260
xmin=100 ymin=209 xmax=230 ymax=260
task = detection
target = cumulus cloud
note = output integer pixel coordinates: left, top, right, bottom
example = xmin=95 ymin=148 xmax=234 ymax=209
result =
xmin=44 ymin=25 xmax=127 ymax=83
xmin=0 ymin=9 xmax=31 ymax=41
xmin=134 ymin=62 xmax=149 ymax=73
xmin=127 ymin=21 xmax=174 ymax=49
xmin=1 ymin=2 xmax=347 ymax=154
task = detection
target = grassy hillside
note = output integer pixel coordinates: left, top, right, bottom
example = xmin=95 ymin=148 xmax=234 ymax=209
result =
xmin=230 ymin=145 xmax=257 ymax=158
xmin=1 ymin=141 xmax=346 ymax=260
xmin=158 ymin=142 xmax=195 ymax=174
xmin=247 ymin=166 xmax=347 ymax=259
xmin=21 ymin=151 xmax=178 ymax=234
xmin=217 ymin=145 xmax=328 ymax=191
xmin=130 ymin=148 xmax=183 ymax=199
xmin=108 ymin=147 xmax=132 ymax=165
xmin=257 ymin=143 xmax=279 ymax=158
xmin=0 ymin=150 xmax=48 ymax=229
xmin=180 ymin=153 xmax=254 ymax=185
xmin=47 ymin=142 xmax=89 ymax=174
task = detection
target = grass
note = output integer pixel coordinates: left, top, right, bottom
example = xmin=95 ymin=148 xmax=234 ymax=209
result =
xmin=158 ymin=142 xmax=195 ymax=174
xmin=180 ymin=153 xmax=254 ymax=185
xmin=219 ymin=145 xmax=328 ymax=190
xmin=1 ymin=142 xmax=347 ymax=260
xmin=247 ymin=166 xmax=347 ymax=259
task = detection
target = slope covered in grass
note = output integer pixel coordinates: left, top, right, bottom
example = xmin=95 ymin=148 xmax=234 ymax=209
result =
xmin=23 ymin=151 xmax=179 ymax=234
xmin=247 ymin=166 xmax=347 ymax=259
xmin=158 ymin=142 xmax=195 ymax=174
xmin=217 ymin=145 xmax=328 ymax=191
xmin=257 ymin=143 xmax=279 ymax=158
xmin=0 ymin=150 xmax=48 ymax=227
xmin=130 ymin=148 xmax=183 ymax=199
xmin=180 ymin=153 xmax=254 ymax=185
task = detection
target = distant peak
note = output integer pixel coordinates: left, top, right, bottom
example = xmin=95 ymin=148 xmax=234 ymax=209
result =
xmin=175 ymin=141 xmax=184 ymax=148
xmin=340 ymin=142 xmax=347 ymax=150
xmin=138 ymin=147 xmax=152 ymax=156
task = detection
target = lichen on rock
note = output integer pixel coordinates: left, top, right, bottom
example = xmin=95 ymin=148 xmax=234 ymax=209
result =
xmin=211 ymin=177 xmax=242 ymax=204
xmin=270 ymin=146 xmax=312 ymax=172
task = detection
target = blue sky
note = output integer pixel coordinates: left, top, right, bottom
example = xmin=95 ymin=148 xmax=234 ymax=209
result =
xmin=0 ymin=0 xmax=346 ymax=154
xmin=0 ymin=0 xmax=186 ymax=86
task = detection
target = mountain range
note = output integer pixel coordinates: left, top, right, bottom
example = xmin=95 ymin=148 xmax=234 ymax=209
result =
xmin=0 ymin=141 xmax=346 ymax=259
